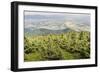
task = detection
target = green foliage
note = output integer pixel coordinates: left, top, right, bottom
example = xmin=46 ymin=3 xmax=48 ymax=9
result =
xmin=24 ymin=31 xmax=90 ymax=61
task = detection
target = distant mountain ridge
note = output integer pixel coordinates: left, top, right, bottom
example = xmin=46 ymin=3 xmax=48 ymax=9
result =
xmin=25 ymin=28 xmax=71 ymax=36
xmin=24 ymin=21 xmax=90 ymax=36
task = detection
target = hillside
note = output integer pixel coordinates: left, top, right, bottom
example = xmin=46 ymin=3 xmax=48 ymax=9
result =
xmin=24 ymin=31 xmax=90 ymax=61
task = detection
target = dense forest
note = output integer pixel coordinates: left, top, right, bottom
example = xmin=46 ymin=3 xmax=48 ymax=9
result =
xmin=24 ymin=31 xmax=90 ymax=62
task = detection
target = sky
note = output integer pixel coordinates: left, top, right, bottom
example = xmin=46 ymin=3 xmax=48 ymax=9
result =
xmin=24 ymin=11 xmax=90 ymax=30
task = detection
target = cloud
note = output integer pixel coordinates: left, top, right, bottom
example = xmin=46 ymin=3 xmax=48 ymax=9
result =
xmin=24 ymin=11 xmax=65 ymax=16
xmin=24 ymin=11 xmax=91 ymax=28
xmin=24 ymin=11 xmax=90 ymax=17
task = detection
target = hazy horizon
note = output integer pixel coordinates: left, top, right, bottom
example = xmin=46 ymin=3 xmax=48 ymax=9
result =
xmin=24 ymin=11 xmax=90 ymax=31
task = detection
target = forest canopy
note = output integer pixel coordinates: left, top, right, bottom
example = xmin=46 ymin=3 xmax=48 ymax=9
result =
xmin=24 ymin=31 xmax=90 ymax=61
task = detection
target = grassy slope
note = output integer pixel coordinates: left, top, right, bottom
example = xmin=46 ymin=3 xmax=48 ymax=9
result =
xmin=24 ymin=31 xmax=90 ymax=62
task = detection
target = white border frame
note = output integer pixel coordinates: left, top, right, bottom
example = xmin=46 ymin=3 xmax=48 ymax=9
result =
xmin=18 ymin=5 xmax=96 ymax=68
